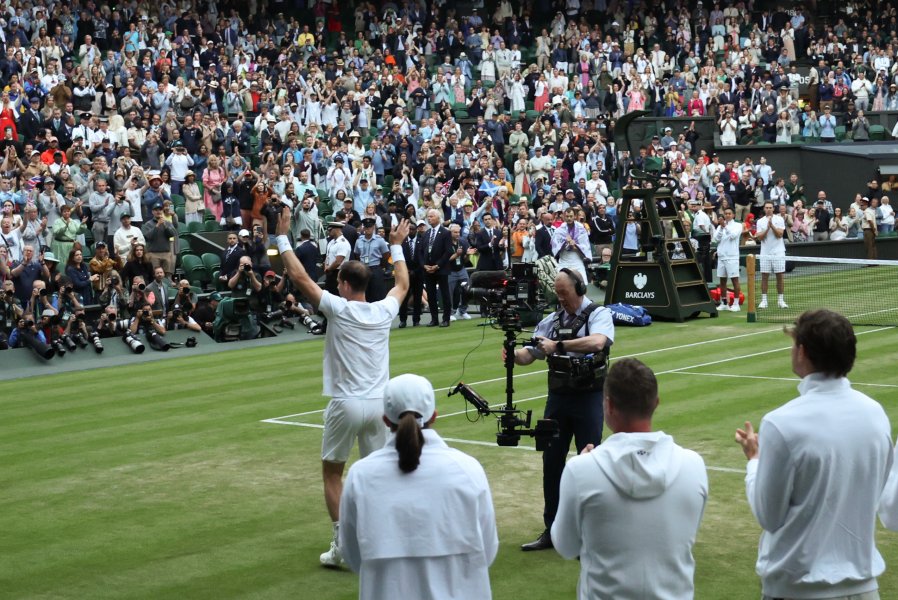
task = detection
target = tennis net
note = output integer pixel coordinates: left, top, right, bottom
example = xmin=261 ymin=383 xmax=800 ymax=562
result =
xmin=746 ymin=254 xmax=898 ymax=326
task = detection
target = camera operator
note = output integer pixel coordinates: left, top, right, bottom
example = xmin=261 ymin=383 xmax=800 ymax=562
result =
xmin=229 ymin=256 xmax=262 ymax=297
xmin=8 ymin=317 xmax=49 ymax=349
xmin=0 ymin=280 xmax=23 ymax=348
xmin=505 ymin=268 xmax=615 ymax=551
xmin=126 ymin=275 xmax=152 ymax=317
xmin=99 ymin=270 xmax=127 ymax=315
xmin=192 ymin=292 xmax=222 ymax=336
xmin=255 ymin=269 xmax=286 ymax=312
xmin=25 ymin=280 xmax=58 ymax=323
xmin=96 ymin=304 xmax=128 ymax=338
xmin=129 ymin=301 xmax=167 ymax=338
xmin=167 ymin=299 xmax=202 ymax=332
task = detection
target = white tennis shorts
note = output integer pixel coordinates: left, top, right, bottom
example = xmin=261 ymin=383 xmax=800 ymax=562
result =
xmin=717 ymin=257 xmax=740 ymax=279
xmin=321 ymin=397 xmax=388 ymax=463
xmin=759 ymin=254 xmax=786 ymax=274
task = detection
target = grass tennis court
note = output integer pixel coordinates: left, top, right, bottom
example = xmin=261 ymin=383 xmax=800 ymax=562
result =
xmin=2 ymin=311 xmax=898 ymax=599
xmin=749 ymin=255 xmax=898 ymax=326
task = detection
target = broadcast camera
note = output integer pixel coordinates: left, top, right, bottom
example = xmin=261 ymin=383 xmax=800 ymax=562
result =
xmin=466 ymin=262 xmax=545 ymax=332
xmin=450 ymin=262 xmax=556 ymax=449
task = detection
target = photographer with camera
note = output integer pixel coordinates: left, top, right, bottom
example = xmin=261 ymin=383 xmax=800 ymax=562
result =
xmin=228 ymin=256 xmax=262 ymax=297
xmin=128 ymin=300 xmax=169 ymax=350
xmin=273 ymin=203 xmax=410 ymax=568
xmin=96 ymin=304 xmax=128 ymax=338
xmin=0 ymin=279 xmax=23 ymax=348
xmin=167 ymin=299 xmax=202 ymax=332
xmin=505 ymin=268 xmax=614 ymax=551
xmin=8 ymin=316 xmax=51 ymax=356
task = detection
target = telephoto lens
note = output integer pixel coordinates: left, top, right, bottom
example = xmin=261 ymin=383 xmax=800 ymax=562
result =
xmin=53 ymin=338 xmax=67 ymax=356
xmin=89 ymin=332 xmax=104 ymax=354
xmin=73 ymin=333 xmax=88 ymax=349
xmin=62 ymin=335 xmax=78 ymax=351
xmin=122 ymin=332 xmax=145 ymax=354
xmin=137 ymin=283 xmax=146 ymax=291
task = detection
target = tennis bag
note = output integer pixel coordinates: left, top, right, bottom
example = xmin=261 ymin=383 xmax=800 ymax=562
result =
xmin=535 ymin=255 xmax=559 ymax=305
xmin=606 ymin=303 xmax=653 ymax=327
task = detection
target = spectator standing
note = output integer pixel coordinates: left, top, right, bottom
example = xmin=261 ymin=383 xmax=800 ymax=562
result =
xmin=340 ymin=374 xmax=498 ymax=600
xmin=552 ymin=358 xmax=707 ymax=600
xmin=735 ymin=309 xmax=892 ymax=600
xmin=859 ymin=196 xmax=878 ymax=260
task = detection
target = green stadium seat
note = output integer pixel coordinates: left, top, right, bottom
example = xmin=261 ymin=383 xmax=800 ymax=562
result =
xmin=870 ymin=124 xmax=886 ymax=141
xmin=180 ymin=254 xmax=207 ymax=287
xmin=187 ymin=221 xmax=203 ymax=234
xmin=175 ymin=207 xmax=185 ymax=222
xmin=211 ymin=269 xmax=222 ymax=290
xmin=201 ymin=252 xmax=221 ymax=274
xmin=452 ymin=102 xmax=467 ymax=111
xmin=177 ymin=222 xmax=189 ymax=234
xmin=526 ymin=110 xmax=540 ymax=120
xmin=455 ymin=110 xmax=469 ymax=119
xmin=179 ymin=236 xmax=192 ymax=256
xmin=202 ymin=220 xmax=220 ymax=232
xmin=171 ymin=194 xmax=185 ymax=208
xmin=835 ymin=126 xmax=847 ymax=141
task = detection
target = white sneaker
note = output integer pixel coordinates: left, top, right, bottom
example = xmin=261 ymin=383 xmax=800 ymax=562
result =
xmin=449 ymin=313 xmax=458 ymax=321
xmin=778 ymin=300 xmax=789 ymax=309
xmin=730 ymin=303 xmax=741 ymax=312
xmin=320 ymin=541 xmax=345 ymax=568
xmin=460 ymin=312 xmax=472 ymax=320
xmin=758 ymin=298 xmax=768 ymax=309
xmin=718 ymin=302 xmax=727 ymax=311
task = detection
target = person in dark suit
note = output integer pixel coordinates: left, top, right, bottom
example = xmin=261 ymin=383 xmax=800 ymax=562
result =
xmin=219 ymin=230 xmax=246 ymax=286
xmin=295 ymin=228 xmax=322 ymax=283
xmin=399 ymin=219 xmax=425 ymax=327
xmin=535 ymin=212 xmax=554 ymax=258
xmin=419 ymin=209 xmax=453 ymax=327
xmin=474 ymin=213 xmax=504 ymax=270
xmin=19 ymin=97 xmax=44 ymax=142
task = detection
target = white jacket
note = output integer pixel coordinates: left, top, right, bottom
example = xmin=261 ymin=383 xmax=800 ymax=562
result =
xmin=341 ymin=429 xmax=498 ymax=600
xmin=552 ymin=431 xmax=708 ymax=600
xmin=713 ymin=219 xmax=742 ymax=258
xmin=747 ymin=374 xmax=892 ymax=599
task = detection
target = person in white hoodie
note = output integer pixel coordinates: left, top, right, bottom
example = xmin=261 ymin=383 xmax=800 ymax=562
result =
xmin=340 ymin=373 xmax=498 ymax=600
xmin=552 ymin=358 xmax=708 ymax=600
xmin=736 ymin=309 xmax=892 ymax=600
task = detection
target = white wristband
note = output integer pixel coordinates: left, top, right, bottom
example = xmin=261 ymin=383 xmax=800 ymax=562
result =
xmin=390 ymin=244 xmax=405 ymax=263
xmin=275 ymin=235 xmax=292 ymax=255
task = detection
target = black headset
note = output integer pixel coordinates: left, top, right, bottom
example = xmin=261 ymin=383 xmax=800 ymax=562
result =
xmin=560 ymin=268 xmax=587 ymax=296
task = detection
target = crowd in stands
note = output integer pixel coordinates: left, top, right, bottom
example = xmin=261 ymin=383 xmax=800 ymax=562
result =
xmin=0 ymin=0 xmax=897 ymax=348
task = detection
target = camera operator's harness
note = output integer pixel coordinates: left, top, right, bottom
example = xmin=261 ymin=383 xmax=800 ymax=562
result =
xmin=545 ymin=303 xmax=610 ymax=393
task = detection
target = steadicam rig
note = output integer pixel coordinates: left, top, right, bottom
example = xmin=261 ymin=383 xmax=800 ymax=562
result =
xmin=448 ymin=382 xmax=558 ymax=450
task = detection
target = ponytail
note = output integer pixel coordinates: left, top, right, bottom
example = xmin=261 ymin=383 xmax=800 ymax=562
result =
xmin=395 ymin=412 xmax=425 ymax=473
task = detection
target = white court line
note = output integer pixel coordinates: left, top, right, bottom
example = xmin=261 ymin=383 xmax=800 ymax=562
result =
xmin=655 ymin=326 xmax=893 ymax=376
xmin=667 ymin=371 xmax=898 ymax=389
xmin=260 ymin=420 xmax=745 ymax=473
xmin=263 ymin=327 xmax=786 ymax=422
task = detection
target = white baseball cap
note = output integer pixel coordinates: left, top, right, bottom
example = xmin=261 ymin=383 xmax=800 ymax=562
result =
xmin=383 ymin=374 xmax=436 ymax=426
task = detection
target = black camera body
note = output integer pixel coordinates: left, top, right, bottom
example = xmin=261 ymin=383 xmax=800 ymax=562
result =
xmin=467 ymin=263 xmax=544 ymax=332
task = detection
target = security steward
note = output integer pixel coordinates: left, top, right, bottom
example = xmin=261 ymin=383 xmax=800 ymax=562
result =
xmin=323 ymin=220 xmax=351 ymax=295
xmin=506 ymin=268 xmax=614 ymax=551
xmin=354 ymin=217 xmax=389 ymax=302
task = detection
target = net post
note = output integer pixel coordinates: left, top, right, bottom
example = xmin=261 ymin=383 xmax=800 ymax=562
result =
xmin=746 ymin=254 xmax=757 ymax=323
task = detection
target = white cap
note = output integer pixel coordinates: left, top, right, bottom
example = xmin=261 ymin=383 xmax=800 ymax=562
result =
xmin=383 ymin=374 xmax=436 ymax=426
xmin=238 ymin=228 xmax=250 ymax=237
